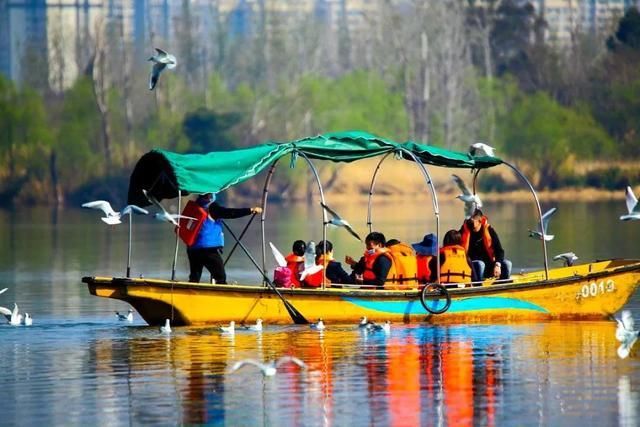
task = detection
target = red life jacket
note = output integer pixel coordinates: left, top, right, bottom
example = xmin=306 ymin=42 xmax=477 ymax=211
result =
xmin=460 ymin=216 xmax=495 ymax=261
xmin=416 ymin=254 xmax=433 ymax=284
xmin=285 ymin=253 xmax=304 ymax=288
xmin=176 ymin=200 xmax=209 ymax=246
xmin=303 ymin=254 xmax=331 ymax=288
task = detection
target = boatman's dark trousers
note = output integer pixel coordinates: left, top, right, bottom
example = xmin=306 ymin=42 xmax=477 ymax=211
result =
xmin=187 ymin=247 xmax=226 ymax=284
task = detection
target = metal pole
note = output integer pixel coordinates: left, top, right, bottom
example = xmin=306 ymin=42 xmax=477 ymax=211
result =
xmin=260 ymin=161 xmax=279 ymax=287
xmin=171 ymin=193 xmax=181 ymax=281
xmin=126 ymin=213 xmax=132 ymax=277
xmin=296 ymin=151 xmax=327 ymax=289
xmin=366 ymin=152 xmax=392 ymax=233
xmin=395 ymin=147 xmax=441 ymax=284
xmin=502 ymin=160 xmax=549 ymax=280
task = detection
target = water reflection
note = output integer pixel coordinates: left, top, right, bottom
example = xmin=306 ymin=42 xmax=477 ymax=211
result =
xmin=3 ymin=320 xmax=635 ymax=425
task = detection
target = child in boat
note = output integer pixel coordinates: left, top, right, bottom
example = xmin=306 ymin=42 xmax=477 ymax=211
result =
xmin=429 ymin=229 xmax=473 ymax=287
xmin=285 ymin=240 xmax=306 ymax=287
xmin=303 ymin=240 xmax=353 ymax=287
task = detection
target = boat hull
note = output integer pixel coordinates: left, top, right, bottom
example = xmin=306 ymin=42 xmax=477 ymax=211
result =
xmin=83 ymin=260 xmax=640 ymax=326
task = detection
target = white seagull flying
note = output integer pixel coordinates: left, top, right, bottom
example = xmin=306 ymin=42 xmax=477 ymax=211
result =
xmin=142 ymin=189 xmax=196 ymax=227
xmin=469 ymin=142 xmax=496 ymax=157
xmin=228 ymin=356 xmax=307 ymax=377
xmin=452 ymin=174 xmax=483 ymax=218
xmin=615 ymin=310 xmax=639 ymax=359
xmin=528 ymin=207 xmax=557 ymax=241
xmin=320 ymin=202 xmax=362 ymax=241
xmin=269 ymin=242 xmax=287 ymax=268
xmin=0 ymin=287 xmax=7 ymax=296
xmin=299 ymin=241 xmax=322 ymax=281
xmin=620 ymin=186 xmax=640 ymax=221
xmin=553 ymin=252 xmax=578 ymax=267
xmin=82 ymin=200 xmax=149 ymax=225
xmin=148 ymin=47 xmax=177 ymax=90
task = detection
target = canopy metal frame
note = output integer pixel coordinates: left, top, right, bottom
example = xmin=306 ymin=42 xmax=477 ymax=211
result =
xmin=366 ymin=148 xmax=442 ymax=283
xmin=260 ymin=150 xmax=329 ymax=288
xmin=472 ymin=162 xmax=550 ymax=280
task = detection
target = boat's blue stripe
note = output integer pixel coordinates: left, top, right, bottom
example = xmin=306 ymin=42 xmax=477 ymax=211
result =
xmin=342 ymin=296 xmax=548 ymax=314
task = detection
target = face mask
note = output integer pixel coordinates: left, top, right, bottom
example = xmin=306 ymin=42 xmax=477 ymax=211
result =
xmin=366 ymin=249 xmax=376 ymax=256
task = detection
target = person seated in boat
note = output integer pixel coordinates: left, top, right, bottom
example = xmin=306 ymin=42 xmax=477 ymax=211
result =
xmin=285 ymin=240 xmax=306 ymax=287
xmin=384 ymin=239 xmax=419 ymax=289
xmin=412 ymin=233 xmax=438 ymax=284
xmin=460 ymin=209 xmax=512 ymax=281
xmin=187 ymin=193 xmax=262 ymax=284
xmin=303 ymin=240 xmax=354 ymax=287
xmin=429 ymin=229 xmax=473 ymax=287
xmin=345 ymin=231 xmax=395 ymax=289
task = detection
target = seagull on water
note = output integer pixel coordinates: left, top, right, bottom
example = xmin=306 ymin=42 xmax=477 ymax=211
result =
xmin=148 ymin=47 xmax=177 ymax=90
xmin=452 ymin=174 xmax=482 ymax=218
xmin=299 ymin=241 xmax=322 ymax=281
xmin=219 ymin=321 xmax=235 ymax=334
xmin=615 ymin=310 xmax=639 ymax=359
xmin=620 ymin=186 xmax=640 ymax=221
xmin=142 ymin=189 xmax=197 ymax=227
xmin=358 ymin=316 xmax=369 ymax=328
xmin=310 ymin=318 xmax=325 ymax=330
xmin=82 ymin=200 xmax=149 ymax=225
xmin=24 ymin=313 xmax=33 ymax=326
xmin=553 ymin=252 xmax=578 ymax=267
xmin=366 ymin=320 xmax=391 ymax=333
xmin=116 ymin=309 xmax=134 ymax=322
xmin=320 ymin=202 xmax=362 ymax=241
xmin=528 ymin=207 xmax=557 ymax=241
xmin=160 ymin=319 xmax=172 ymax=334
xmin=0 ymin=287 xmax=7 ymax=296
xmin=228 ymin=356 xmax=307 ymax=377
xmin=241 ymin=319 xmax=263 ymax=332
xmin=469 ymin=142 xmax=496 ymax=158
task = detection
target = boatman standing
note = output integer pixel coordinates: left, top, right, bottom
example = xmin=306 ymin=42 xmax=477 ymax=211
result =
xmin=186 ymin=193 xmax=262 ymax=284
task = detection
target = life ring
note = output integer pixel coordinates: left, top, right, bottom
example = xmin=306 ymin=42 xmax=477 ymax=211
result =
xmin=420 ymin=283 xmax=451 ymax=314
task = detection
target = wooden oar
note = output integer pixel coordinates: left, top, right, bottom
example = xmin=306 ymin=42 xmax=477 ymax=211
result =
xmin=223 ymin=213 xmax=256 ymax=267
xmin=221 ymin=220 xmax=309 ymax=325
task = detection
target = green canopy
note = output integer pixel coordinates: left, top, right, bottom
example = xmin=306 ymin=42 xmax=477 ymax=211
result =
xmin=128 ymin=131 xmax=502 ymax=205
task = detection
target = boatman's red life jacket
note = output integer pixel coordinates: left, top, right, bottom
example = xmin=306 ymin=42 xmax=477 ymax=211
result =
xmin=176 ymin=200 xmax=209 ymax=246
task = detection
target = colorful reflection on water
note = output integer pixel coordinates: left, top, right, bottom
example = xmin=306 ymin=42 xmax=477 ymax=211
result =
xmin=3 ymin=319 xmax=639 ymax=425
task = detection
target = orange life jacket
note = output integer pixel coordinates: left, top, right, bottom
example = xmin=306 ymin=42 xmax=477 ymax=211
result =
xmin=416 ymin=254 xmax=433 ymax=284
xmin=439 ymin=245 xmax=472 ymax=284
xmin=363 ymin=248 xmax=396 ymax=285
xmin=285 ymin=253 xmax=304 ymax=287
xmin=460 ymin=216 xmax=495 ymax=261
xmin=385 ymin=242 xmax=419 ymax=289
xmin=303 ymin=254 xmax=331 ymax=288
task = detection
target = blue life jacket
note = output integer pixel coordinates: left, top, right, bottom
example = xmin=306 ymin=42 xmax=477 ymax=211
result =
xmin=190 ymin=198 xmax=224 ymax=248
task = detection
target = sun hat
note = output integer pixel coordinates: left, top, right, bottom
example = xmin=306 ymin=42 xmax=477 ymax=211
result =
xmin=412 ymin=233 xmax=438 ymax=256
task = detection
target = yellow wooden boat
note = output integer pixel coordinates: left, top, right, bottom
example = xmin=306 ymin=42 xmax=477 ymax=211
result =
xmin=83 ymin=132 xmax=640 ymax=326
xmin=83 ymin=259 xmax=640 ymax=326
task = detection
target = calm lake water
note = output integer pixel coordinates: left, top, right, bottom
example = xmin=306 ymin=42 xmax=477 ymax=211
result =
xmin=1 ymin=199 xmax=639 ymax=426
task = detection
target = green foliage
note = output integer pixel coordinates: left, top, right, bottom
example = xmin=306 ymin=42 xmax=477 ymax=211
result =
xmin=182 ymin=108 xmax=243 ymax=152
xmin=608 ymin=7 xmax=640 ymax=51
xmin=480 ymin=77 xmax=615 ymax=188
